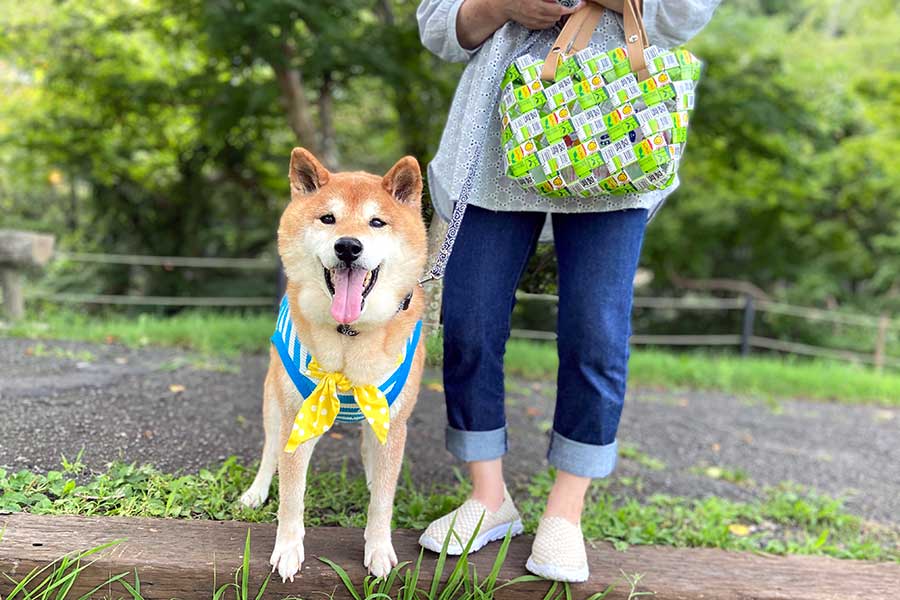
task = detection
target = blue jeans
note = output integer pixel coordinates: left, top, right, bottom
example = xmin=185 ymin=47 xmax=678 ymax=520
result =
xmin=442 ymin=204 xmax=647 ymax=478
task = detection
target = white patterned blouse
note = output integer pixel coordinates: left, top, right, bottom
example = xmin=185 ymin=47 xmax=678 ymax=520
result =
xmin=417 ymin=0 xmax=720 ymax=223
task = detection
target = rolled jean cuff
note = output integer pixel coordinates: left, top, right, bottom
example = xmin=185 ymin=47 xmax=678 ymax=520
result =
xmin=547 ymin=431 xmax=618 ymax=479
xmin=446 ymin=425 xmax=508 ymax=462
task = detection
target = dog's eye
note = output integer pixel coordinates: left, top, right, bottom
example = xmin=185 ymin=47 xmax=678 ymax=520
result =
xmin=369 ymin=218 xmax=386 ymax=228
xmin=319 ymin=214 xmax=335 ymax=225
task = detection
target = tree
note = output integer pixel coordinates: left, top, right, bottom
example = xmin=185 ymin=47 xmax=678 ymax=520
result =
xmin=1 ymin=0 xmax=897 ymax=337
xmin=642 ymin=0 xmax=900 ymax=316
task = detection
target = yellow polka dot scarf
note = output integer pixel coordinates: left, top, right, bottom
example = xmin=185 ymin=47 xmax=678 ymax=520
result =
xmin=283 ymin=359 xmax=391 ymax=452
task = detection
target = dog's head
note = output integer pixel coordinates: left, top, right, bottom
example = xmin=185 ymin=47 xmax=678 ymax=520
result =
xmin=278 ymin=148 xmax=427 ymax=329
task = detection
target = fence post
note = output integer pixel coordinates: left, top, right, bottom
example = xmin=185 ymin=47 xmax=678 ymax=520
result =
xmin=873 ymin=313 xmax=889 ymax=373
xmin=0 ymin=230 xmax=55 ymax=321
xmin=740 ymin=294 xmax=755 ymax=357
xmin=0 ymin=268 xmax=24 ymax=320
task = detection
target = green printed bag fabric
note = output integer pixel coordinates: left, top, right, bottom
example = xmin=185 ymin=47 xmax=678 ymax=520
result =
xmin=499 ymin=45 xmax=701 ymax=198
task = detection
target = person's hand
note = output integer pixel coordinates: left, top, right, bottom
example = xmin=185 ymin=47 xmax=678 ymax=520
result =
xmin=502 ymin=0 xmax=579 ymax=30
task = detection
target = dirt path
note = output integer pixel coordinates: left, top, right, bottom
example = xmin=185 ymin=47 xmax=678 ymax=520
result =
xmin=1 ymin=338 xmax=897 ymax=523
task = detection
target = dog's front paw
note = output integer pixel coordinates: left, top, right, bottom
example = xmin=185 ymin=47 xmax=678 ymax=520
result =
xmin=270 ymin=530 xmax=305 ymax=582
xmin=239 ymin=486 xmax=268 ymax=509
xmin=364 ymin=539 xmax=398 ymax=579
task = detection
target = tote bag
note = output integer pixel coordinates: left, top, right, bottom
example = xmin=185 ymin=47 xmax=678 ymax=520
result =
xmin=498 ymin=0 xmax=702 ymax=198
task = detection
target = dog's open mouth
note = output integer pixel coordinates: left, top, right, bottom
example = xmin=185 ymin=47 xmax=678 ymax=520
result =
xmin=324 ymin=265 xmax=380 ymax=324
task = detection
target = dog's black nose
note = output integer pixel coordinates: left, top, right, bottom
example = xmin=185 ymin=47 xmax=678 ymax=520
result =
xmin=334 ymin=237 xmax=363 ymax=264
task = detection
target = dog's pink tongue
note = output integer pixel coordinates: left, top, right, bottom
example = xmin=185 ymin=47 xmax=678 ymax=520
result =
xmin=330 ymin=268 xmax=367 ymax=324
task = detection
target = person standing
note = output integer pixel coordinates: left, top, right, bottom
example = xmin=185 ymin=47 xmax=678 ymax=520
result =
xmin=416 ymin=0 xmax=720 ymax=582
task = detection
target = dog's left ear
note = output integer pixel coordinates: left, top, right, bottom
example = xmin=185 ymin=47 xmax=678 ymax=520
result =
xmin=382 ymin=156 xmax=422 ymax=206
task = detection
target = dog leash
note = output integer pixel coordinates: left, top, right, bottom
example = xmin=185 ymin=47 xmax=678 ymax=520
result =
xmin=418 ymin=31 xmax=544 ymax=286
xmin=417 ymin=143 xmax=483 ymax=286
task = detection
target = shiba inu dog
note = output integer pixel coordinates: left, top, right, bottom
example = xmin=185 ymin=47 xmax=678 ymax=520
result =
xmin=240 ymin=148 xmax=427 ymax=581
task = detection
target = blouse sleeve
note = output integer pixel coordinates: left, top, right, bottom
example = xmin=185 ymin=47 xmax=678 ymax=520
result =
xmin=416 ymin=0 xmax=479 ymax=63
xmin=640 ymin=0 xmax=722 ymax=49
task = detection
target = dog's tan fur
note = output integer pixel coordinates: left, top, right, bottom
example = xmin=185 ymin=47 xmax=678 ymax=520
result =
xmin=240 ymin=148 xmax=427 ymax=581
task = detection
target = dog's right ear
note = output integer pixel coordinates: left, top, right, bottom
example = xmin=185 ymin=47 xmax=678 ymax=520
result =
xmin=382 ymin=156 xmax=422 ymax=206
xmin=289 ymin=147 xmax=330 ymax=194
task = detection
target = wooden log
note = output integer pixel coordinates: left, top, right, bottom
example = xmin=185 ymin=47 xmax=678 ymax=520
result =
xmin=0 ymin=230 xmax=55 ymax=268
xmin=1 ymin=513 xmax=898 ymax=599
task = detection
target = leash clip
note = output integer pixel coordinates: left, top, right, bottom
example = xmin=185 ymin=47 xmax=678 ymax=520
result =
xmin=418 ymin=273 xmax=441 ymax=286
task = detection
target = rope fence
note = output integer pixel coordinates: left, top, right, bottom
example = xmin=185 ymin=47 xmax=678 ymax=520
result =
xmin=21 ymin=250 xmax=278 ymax=307
xmin=54 ymin=251 xmax=276 ymax=270
xmin=520 ymin=291 xmax=899 ymax=330
xmin=514 ymin=290 xmax=898 ymax=371
xmin=754 ymin=299 xmax=890 ymax=329
xmin=25 ymin=291 xmax=273 ymax=307
xmin=10 ymin=248 xmax=898 ymax=371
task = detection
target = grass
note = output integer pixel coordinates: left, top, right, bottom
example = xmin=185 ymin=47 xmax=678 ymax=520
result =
xmin=0 ymin=539 xmax=132 ymax=600
xmin=1 ymin=456 xmax=897 ymax=563
xmin=618 ymin=444 xmax=666 ymax=472
xmin=4 ymin=308 xmax=900 ymax=404
xmin=505 ymin=340 xmax=900 ymax=406
xmin=626 ymin=348 xmax=900 ymax=407
xmin=24 ymin=343 xmax=95 ymax=363
xmin=691 ymin=464 xmax=752 ymax=485
xmin=314 ymin=518 xmax=620 ymax=600
xmin=3 ymin=309 xmax=272 ymax=357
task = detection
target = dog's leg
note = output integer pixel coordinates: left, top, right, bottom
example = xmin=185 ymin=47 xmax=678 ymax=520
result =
xmin=361 ymin=430 xmax=375 ymax=489
xmin=270 ymin=430 xmax=319 ymax=582
xmin=361 ymin=421 xmax=407 ymax=578
xmin=240 ymin=382 xmax=281 ymax=508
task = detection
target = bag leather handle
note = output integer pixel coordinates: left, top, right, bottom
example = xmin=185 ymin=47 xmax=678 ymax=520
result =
xmin=541 ymin=2 xmax=605 ymax=81
xmin=623 ymin=0 xmax=651 ymax=80
xmin=541 ymin=0 xmax=650 ymax=82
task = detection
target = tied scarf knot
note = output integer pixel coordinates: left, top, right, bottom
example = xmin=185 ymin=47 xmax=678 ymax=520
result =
xmin=284 ymin=359 xmax=391 ymax=453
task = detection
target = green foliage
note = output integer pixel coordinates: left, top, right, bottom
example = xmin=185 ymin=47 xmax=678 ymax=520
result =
xmin=2 ymin=458 xmax=897 ymax=562
xmin=0 ymin=0 xmax=456 ymax=301
xmin=0 ymin=455 xmax=469 ymax=530
xmin=2 ymin=0 xmax=896 ymax=319
xmin=643 ymin=0 xmax=900 ymax=317
xmin=1 ymin=0 xmax=282 ymax=299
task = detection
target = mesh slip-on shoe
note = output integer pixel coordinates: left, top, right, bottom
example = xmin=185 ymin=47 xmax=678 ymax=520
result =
xmin=526 ymin=516 xmax=590 ymax=582
xmin=418 ymin=488 xmax=523 ymax=555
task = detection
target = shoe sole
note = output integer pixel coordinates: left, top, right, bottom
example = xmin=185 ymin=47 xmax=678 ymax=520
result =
xmin=419 ymin=520 xmax=524 ymax=556
xmin=525 ymin=556 xmax=589 ymax=583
